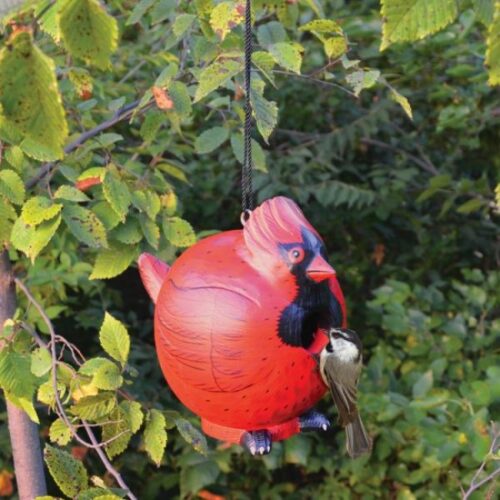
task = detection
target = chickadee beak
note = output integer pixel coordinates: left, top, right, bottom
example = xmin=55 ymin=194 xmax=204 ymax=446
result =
xmin=306 ymin=255 xmax=336 ymax=283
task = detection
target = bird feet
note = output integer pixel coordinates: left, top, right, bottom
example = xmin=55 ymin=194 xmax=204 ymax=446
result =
xmin=240 ymin=429 xmax=272 ymax=455
xmin=299 ymin=410 xmax=330 ymax=432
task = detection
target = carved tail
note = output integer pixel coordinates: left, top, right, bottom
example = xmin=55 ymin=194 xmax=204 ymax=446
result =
xmin=138 ymin=253 xmax=171 ymax=304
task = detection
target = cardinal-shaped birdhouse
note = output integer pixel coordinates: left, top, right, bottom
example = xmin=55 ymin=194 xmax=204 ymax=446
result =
xmin=138 ymin=197 xmax=347 ymax=454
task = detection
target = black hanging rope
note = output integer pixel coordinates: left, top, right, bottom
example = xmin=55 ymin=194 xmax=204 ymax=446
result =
xmin=242 ymin=0 xmax=254 ymax=215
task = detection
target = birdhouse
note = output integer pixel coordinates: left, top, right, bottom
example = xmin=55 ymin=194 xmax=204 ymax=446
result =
xmin=138 ymin=196 xmax=347 ymax=453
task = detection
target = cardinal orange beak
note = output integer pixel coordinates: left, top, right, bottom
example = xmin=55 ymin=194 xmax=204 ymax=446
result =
xmin=306 ymin=255 xmax=336 ymax=283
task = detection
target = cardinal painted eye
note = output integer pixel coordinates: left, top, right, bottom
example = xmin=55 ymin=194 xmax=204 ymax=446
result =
xmin=289 ymin=248 xmax=305 ymax=263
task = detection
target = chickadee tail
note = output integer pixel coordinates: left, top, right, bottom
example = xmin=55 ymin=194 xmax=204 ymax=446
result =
xmin=345 ymin=414 xmax=372 ymax=458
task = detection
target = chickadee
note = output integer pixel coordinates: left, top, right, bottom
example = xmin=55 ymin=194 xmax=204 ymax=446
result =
xmin=319 ymin=327 xmax=372 ymax=458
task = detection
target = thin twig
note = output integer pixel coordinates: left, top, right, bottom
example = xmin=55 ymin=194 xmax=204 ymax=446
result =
xmin=272 ymin=69 xmax=357 ymax=97
xmin=25 ymin=99 xmax=152 ymax=190
xmin=83 ymin=422 xmax=138 ymax=500
xmin=14 ymin=278 xmax=129 ymax=450
xmin=360 ymin=137 xmax=439 ymax=175
xmin=462 ymin=426 xmax=500 ymax=499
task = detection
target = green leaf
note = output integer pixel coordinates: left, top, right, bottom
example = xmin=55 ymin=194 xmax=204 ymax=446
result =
xmin=268 ymin=42 xmax=302 ymax=74
xmin=486 ymin=2 xmax=500 ymax=85
xmin=168 ymin=81 xmax=192 ymax=117
xmin=180 ymin=459 xmax=219 ymax=498
xmin=252 ymin=51 xmax=276 ymax=85
xmin=0 ymin=32 xmax=68 ymax=160
xmin=139 ymin=214 xmax=160 ymax=249
xmin=126 ymin=0 xmax=156 ymax=25
xmin=194 ymin=60 xmax=243 ymax=102
xmin=93 ymin=359 xmax=123 ymax=390
xmin=36 ymin=0 xmax=61 ymax=41
xmin=380 ymin=0 xmax=458 ymax=50
xmin=412 ymin=370 xmax=433 ymax=398
xmin=112 ymin=219 xmax=143 ymax=244
xmin=11 ymin=214 xmax=62 ymax=262
xmin=0 ymin=169 xmax=25 ymax=205
xmin=144 ymin=409 xmax=167 ymax=466
xmin=59 ymin=0 xmax=118 ymax=69
xmin=284 ymin=435 xmax=312 ymax=465
xmin=89 ymin=243 xmax=137 ymax=280
xmin=53 ymin=185 xmax=90 ymax=202
xmin=210 ymin=1 xmax=244 ymax=40
xmin=475 ymin=0 xmax=495 ymax=25
xmin=21 ymin=197 xmax=62 ymax=226
xmin=131 ymin=190 xmax=161 ymax=220
xmin=44 ymin=444 xmax=88 ymax=498
xmin=99 ymin=313 xmax=130 ymax=366
xmin=0 ymin=349 xmax=35 ymax=399
xmin=102 ymin=169 xmax=131 ymax=222
xmin=230 ymin=133 xmax=267 ymax=172
xmin=123 ymin=400 xmax=144 ymax=433
xmin=140 ymin=111 xmax=165 ymax=143
xmin=163 ymin=216 xmax=196 ymax=247
xmin=346 ymin=69 xmax=380 ymax=96
xmin=31 ymin=347 xmax=52 ymax=377
xmin=390 ymin=88 xmax=413 ymax=119
xmin=195 ymin=127 xmax=229 ymax=154
xmin=173 ymin=13 xmax=196 ymax=38
xmin=70 ymin=392 xmax=116 ymax=421
xmin=102 ymin=401 xmax=143 ymax=459
xmin=62 ymin=204 xmax=108 ymax=248
xmin=49 ymin=418 xmax=71 ymax=446
xmin=175 ymin=417 xmax=209 ymax=455
xmin=4 ymin=145 xmax=24 ymax=170
xmin=456 ymin=198 xmax=485 ymax=214
xmin=257 ymin=21 xmax=287 ymax=47
xmin=250 ymin=84 xmax=279 ymax=143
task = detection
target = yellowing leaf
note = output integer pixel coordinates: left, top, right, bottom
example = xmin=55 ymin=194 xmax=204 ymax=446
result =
xmin=59 ymin=0 xmax=118 ymax=69
xmin=210 ymin=2 xmax=244 ymax=40
xmin=486 ymin=2 xmax=500 ymax=85
xmin=299 ymin=19 xmax=343 ymax=35
xmin=269 ymin=42 xmax=302 ymax=74
xmin=21 ymin=197 xmax=62 ymax=226
xmin=102 ymin=169 xmax=131 ymax=222
xmin=163 ymin=217 xmax=196 ymax=247
xmin=194 ymin=60 xmax=243 ymax=102
xmin=0 ymin=169 xmax=25 ymax=205
xmin=90 ymin=243 xmax=137 ymax=280
xmin=380 ymin=0 xmax=458 ymax=50
xmin=70 ymin=393 xmax=116 ymax=421
xmin=144 ymin=409 xmax=167 ymax=466
xmin=323 ymin=37 xmax=347 ymax=59
xmin=390 ymin=88 xmax=413 ymax=119
xmin=99 ymin=313 xmax=130 ymax=366
xmin=62 ymin=204 xmax=108 ymax=248
xmin=0 ymin=32 xmax=68 ymax=161
xmin=10 ymin=214 xmax=62 ymax=262
xmin=49 ymin=418 xmax=72 ymax=446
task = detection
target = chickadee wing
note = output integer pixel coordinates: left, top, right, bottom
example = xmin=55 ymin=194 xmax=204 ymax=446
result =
xmin=323 ymin=360 xmax=359 ymax=427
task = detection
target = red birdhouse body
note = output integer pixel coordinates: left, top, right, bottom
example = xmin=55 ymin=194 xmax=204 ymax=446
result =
xmin=139 ymin=197 xmax=347 ymax=445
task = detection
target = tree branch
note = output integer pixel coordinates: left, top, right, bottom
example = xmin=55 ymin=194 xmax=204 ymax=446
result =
xmin=83 ymin=422 xmax=138 ymax=500
xmin=0 ymin=252 xmax=47 ymax=499
xmin=26 ymin=98 xmax=151 ymax=190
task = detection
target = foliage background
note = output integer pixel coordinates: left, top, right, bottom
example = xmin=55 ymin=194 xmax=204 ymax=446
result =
xmin=0 ymin=0 xmax=498 ymax=498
